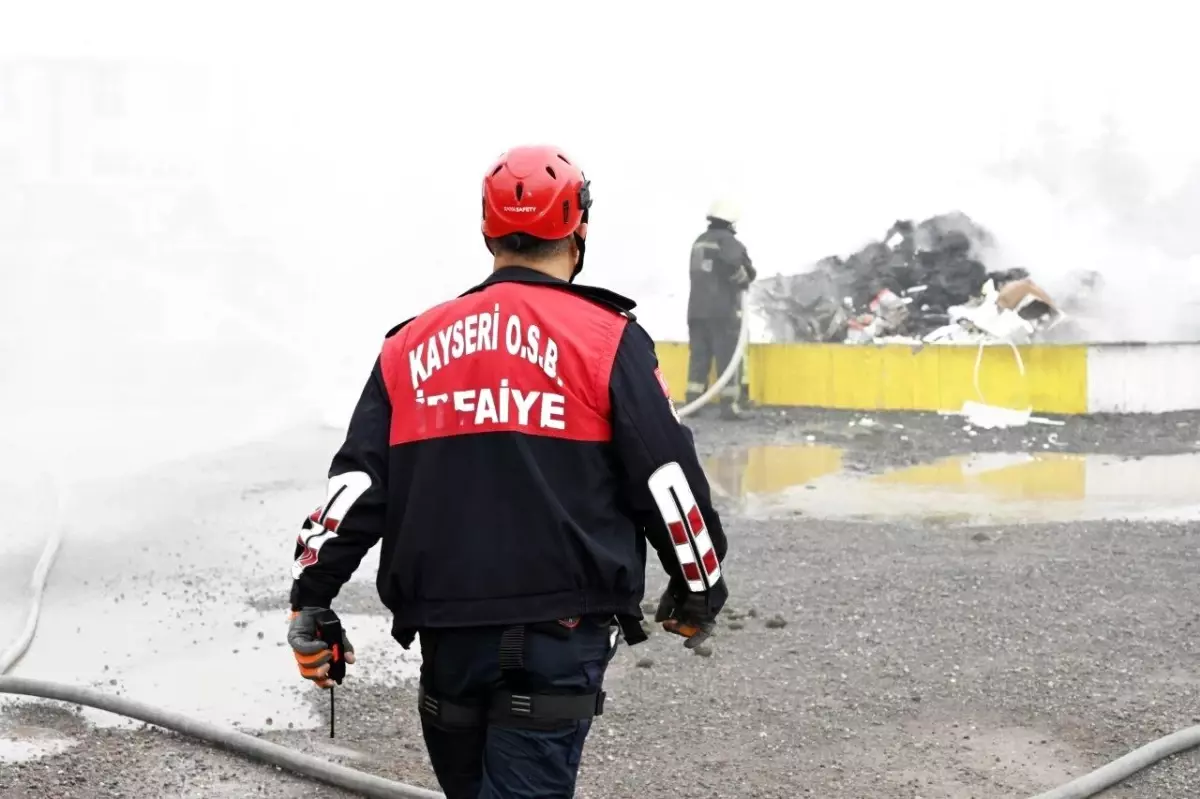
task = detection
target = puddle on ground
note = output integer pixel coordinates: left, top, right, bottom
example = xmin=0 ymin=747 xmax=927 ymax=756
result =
xmin=0 ymin=727 xmax=76 ymax=764
xmin=5 ymin=608 xmax=420 ymax=735
xmin=705 ymin=446 xmax=1200 ymax=524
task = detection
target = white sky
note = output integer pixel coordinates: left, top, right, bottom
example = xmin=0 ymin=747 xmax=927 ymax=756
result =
xmin=2 ymin=0 xmax=1200 ymax=477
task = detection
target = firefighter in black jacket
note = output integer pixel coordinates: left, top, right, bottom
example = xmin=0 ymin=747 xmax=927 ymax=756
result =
xmin=687 ymin=200 xmax=756 ymax=419
xmin=285 ymin=145 xmax=729 ymax=799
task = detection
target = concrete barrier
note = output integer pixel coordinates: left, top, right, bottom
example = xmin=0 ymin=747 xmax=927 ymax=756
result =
xmin=654 ymin=341 xmax=1200 ymax=414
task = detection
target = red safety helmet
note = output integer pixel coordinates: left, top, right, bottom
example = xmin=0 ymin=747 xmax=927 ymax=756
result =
xmin=481 ymin=144 xmax=592 ymax=245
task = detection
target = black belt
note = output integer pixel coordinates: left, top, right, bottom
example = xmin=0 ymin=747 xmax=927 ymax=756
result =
xmin=418 ymin=683 xmax=606 ymax=728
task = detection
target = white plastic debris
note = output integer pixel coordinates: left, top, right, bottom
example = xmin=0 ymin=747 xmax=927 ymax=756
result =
xmin=962 ymin=400 xmax=1032 ymax=429
xmin=922 ymin=277 xmax=1065 ymax=347
xmin=1031 ymin=416 xmax=1066 ymax=426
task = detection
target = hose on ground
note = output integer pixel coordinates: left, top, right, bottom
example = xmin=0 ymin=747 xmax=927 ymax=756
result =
xmin=0 ymin=532 xmax=61 ymax=675
xmin=4 ymin=680 xmax=1200 ymax=799
xmin=0 ymin=676 xmax=444 ymax=799
xmin=0 ymin=480 xmax=63 ymax=675
xmin=677 ymin=294 xmax=752 ymax=419
xmin=0 ymin=486 xmax=445 ymax=798
xmin=1027 ymin=725 xmax=1200 ymax=799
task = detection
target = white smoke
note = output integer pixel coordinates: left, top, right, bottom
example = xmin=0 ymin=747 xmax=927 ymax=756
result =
xmin=2 ymin=0 xmax=1199 ymax=493
xmin=962 ymin=116 xmax=1200 ymax=342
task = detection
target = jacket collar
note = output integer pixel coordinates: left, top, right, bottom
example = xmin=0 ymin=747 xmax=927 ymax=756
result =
xmin=475 ymin=265 xmax=566 ymax=288
xmin=387 ymin=266 xmax=639 ymax=339
xmin=460 ymin=266 xmax=638 ymax=318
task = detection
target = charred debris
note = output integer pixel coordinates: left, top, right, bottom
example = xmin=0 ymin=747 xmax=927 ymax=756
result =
xmin=752 ymin=212 xmax=1102 ymax=345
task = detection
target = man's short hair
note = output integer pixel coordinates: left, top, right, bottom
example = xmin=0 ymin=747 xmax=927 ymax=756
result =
xmin=486 ymin=232 xmax=572 ymax=261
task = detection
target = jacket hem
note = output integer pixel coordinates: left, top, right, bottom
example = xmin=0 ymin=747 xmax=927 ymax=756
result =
xmin=385 ymin=590 xmax=643 ymax=642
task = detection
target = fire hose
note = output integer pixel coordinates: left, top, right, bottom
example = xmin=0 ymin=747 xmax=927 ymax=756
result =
xmin=676 ymin=295 xmax=753 ymax=419
xmin=0 ymin=676 xmax=442 ymax=799
xmin=0 ymin=485 xmax=445 ymax=798
xmin=3 ymin=298 xmax=1200 ymax=797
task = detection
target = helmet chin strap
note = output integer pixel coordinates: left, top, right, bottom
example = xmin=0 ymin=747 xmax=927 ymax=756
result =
xmin=570 ymin=232 xmax=586 ymax=282
xmin=569 ymin=206 xmax=590 ymax=282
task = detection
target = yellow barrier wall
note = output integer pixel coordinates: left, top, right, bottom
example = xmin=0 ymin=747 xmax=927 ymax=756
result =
xmin=653 ymin=341 xmax=1089 ymax=414
xmin=654 ymin=342 xmax=692 ymax=403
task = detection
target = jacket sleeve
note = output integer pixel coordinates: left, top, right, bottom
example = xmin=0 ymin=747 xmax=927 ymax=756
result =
xmin=609 ymin=322 xmax=729 ymax=614
xmin=289 ymin=356 xmax=392 ymax=610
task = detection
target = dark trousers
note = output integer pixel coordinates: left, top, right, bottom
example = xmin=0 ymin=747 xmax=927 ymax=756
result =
xmin=418 ymin=618 xmax=615 ymax=799
xmin=686 ymin=318 xmax=742 ymax=405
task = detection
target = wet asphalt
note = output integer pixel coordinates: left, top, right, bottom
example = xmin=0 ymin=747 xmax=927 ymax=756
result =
xmin=2 ymin=407 xmax=1200 ymax=798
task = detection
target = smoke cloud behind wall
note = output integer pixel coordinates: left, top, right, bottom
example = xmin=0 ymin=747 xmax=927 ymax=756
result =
xmin=2 ymin=0 xmax=1199 ymax=488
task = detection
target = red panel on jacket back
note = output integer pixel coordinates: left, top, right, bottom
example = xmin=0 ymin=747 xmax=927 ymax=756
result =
xmin=381 ymin=281 xmax=628 ymax=445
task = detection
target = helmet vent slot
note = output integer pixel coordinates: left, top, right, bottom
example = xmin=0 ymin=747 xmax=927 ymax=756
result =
xmin=515 ymin=182 xmax=524 ymax=202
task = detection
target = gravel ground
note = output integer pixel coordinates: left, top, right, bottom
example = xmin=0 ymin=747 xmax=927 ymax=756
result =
xmin=3 ymin=408 xmax=1200 ymax=798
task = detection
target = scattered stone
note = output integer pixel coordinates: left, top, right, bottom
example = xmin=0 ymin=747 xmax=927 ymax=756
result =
xmin=8 ymin=408 xmax=1200 ymax=798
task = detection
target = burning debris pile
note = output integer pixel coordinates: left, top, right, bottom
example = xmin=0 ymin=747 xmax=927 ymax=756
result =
xmin=752 ymin=212 xmax=1090 ymax=345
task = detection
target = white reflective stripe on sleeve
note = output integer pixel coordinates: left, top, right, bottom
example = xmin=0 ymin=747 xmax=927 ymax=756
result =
xmin=647 ymin=462 xmax=714 ymax=592
xmin=691 ymin=527 xmax=721 ymax=584
xmin=291 ymin=470 xmax=372 ymax=579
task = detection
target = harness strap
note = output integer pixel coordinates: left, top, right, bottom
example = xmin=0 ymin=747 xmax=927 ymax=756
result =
xmin=501 ymin=689 xmax=606 ymax=722
xmin=418 ymin=620 xmax=612 ymax=729
xmin=418 ymin=684 xmax=606 ymax=728
xmin=418 ymin=684 xmax=486 ymax=727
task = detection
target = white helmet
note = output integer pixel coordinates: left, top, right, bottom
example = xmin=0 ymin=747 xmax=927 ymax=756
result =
xmin=707 ymin=199 xmax=741 ymax=226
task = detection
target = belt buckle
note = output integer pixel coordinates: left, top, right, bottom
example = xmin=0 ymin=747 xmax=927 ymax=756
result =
xmin=509 ymin=693 xmax=533 ymax=717
xmin=420 ymin=690 xmax=440 ymax=717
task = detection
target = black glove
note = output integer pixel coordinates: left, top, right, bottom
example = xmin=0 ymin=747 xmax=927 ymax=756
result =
xmin=654 ymin=584 xmax=718 ymax=649
xmin=287 ymin=607 xmax=354 ymax=688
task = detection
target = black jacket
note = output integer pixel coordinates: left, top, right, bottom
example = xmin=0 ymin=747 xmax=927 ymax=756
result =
xmin=687 ymin=220 xmax=756 ymax=321
xmin=289 ymin=267 xmax=728 ymax=646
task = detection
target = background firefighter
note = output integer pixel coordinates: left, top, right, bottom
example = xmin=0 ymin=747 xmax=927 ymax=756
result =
xmin=687 ymin=199 xmax=756 ymax=419
xmin=285 ymin=145 xmax=729 ymax=799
